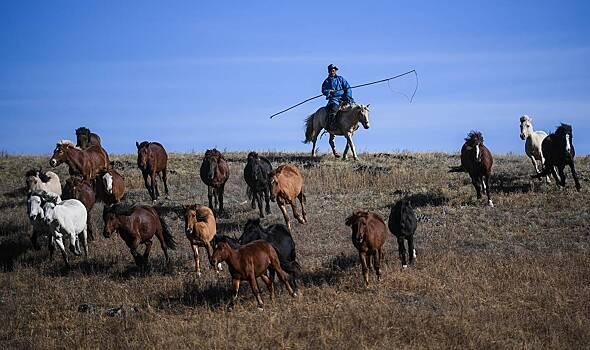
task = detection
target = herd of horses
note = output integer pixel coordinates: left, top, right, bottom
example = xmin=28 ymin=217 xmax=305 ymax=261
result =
xmin=22 ymin=112 xmax=582 ymax=309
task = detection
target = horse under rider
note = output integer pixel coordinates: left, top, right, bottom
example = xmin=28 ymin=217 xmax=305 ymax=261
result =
xmin=322 ymin=64 xmax=354 ymax=130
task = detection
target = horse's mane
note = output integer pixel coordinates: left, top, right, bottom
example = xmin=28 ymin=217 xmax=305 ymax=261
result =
xmin=520 ymin=115 xmax=531 ymax=123
xmin=137 ymin=141 xmax=151 ymax=149
xmin=204 ymin=148 xmax=224 ymax=160
xmin=247 ymin=151 xmax=259 ymax=160
xmin=25 ymin=169 xmax=38 ymax=178
xmin=57 ymin=140 xmax=78 ymax=148
xmin=465 ymin=131 xmax=484 ymax=145
xmin=104 ymin=203 xmax=138 ymax=216
xmin=555 ymin=123 xmax=572 ymax=136
xmin=76 ymin=127 xmax=90 ymax=136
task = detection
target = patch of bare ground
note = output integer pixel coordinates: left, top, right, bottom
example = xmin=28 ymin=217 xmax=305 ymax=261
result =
xmin=1 ymin=151 xmax=588 ymax=349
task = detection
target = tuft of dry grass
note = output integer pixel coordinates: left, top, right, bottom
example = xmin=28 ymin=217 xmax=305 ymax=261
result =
xmin=0 ymin=151 xmax=588 ymax=349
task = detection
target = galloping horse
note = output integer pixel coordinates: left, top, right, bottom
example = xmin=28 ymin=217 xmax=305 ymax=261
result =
xmin=303 ymin=104 xmax=371 ymax=160
xmin=519 ymin=115 xmax=550 ymax=182
xmin=200 ymin=149 xmax=230 ymax=215
xmin=136 ymin=141 xmax=169 ymax=202
xmin=50 ymin=140 xmax=109 ymax=180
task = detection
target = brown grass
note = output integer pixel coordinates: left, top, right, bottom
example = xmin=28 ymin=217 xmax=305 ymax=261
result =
xmin=1 ymin=151 xmax=589 ymax=349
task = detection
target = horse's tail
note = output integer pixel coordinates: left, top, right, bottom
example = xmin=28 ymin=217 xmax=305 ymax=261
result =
xmin=159 ymin=216 xmax=177 ymax=250
xmin=303 ymin=113 xmax=315 ymax=144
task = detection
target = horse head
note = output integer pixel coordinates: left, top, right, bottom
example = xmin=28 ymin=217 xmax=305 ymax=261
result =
xmin=76 ymin=127 xmax=91 ymax=148
xmin=136 ymin=141 xmax=151 ymax=169
xmin=102 ymin=171 xmax=113 ymax=194
xmin=102 ymin=206 xmax=119 ymax=238
xmin=204 ymin=149 xmax=222 ymax=180
xmin=240 ymin=218 xmax=264 ymax=244
xmin=556 ymin=123 xmax=573 ymax=154
xmin=211 ymin=240 xmax=231 ymax=268
xmin=345 ymin=211 xmax=369 ymax=244
xmin=465 ymin=131 xmax=484 ymax=162
xmin=357 ymin=104 xmax=371 ymax=129
xmin=50 ymin=140 xmax=75 ymax=167
xmin=519 ymin=115 xmax=532 ymax=140
xmin=27 ymin=194 xmax=45 ymax=221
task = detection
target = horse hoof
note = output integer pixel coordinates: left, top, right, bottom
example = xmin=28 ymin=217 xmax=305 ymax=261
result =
xmin=257 ymin=306 xmax=264 ymax=311
xmin=488 ymin=200 xmax=494 ymax=207
xmin=334 ymin=154 xmax=341 ymax=158
xmin=402 ymin=265 xmax=408 ymax=269
xmin=196 ymin=271 xmax=202 ymax=278
xmin=217 ymin=263 xmax=223 ymax=271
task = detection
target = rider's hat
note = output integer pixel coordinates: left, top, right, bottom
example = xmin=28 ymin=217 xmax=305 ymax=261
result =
xmin=327 ymin=64 xmax=338 ymax=71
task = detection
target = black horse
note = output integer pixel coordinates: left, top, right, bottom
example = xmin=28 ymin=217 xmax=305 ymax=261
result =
xmin=243 ymin=152 xmax=273 ymax=218
xmin=239 ymin=218 xmax=302 ymax=290
xmin=388 ymin=199 xmax=417 ymax=268
xmin=533 ymin=123 xmax=581 ymax=191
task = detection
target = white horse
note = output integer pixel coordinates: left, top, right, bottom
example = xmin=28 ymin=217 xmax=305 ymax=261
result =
xmin=26 ymin=169 xmax=62 ymax=197
xmin=42 ymin=197 xmax=88 ymax=267
xmin=27 ymin=193 xmax=56 ymax=252
xmin=303 ymin=104 xmax=370 ymax=160
xmin=519 ymin=115 xmax=551 ymax=182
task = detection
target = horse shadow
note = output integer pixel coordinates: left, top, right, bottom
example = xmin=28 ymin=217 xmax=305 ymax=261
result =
xmin=158 ymin=280 xmax=234 ymax=310
xmin=3 ymin=187 xmax=27 ymax=199
xmin=0 ymin=236 xmax=32 ymax=271
xmin=404 ymin=192 xmax=449 ymax=207
xmin=300 ymin=253 xmax=357 ymax=287
xmin=216 ymin=221 xmax=243 ymax=236
xmin=490 ymin=173 xmax=532 ymax=194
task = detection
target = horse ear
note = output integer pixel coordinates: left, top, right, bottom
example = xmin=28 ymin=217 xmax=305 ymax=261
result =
xmin=136 ymin=141 xmax=140 ymax=149
xmin=366 ymin=104 xmax=370 ymax=108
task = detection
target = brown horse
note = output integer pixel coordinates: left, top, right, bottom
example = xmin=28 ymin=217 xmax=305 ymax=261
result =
xmin=50 ymin=140 xmax=109 ymax=180
xmin=270 ymin=164 xmax=307 ymax=230
xmin=184 ymin=204 xmax=219 ymax=276
xmin=450 ymin=131 xmax=494 ymax=206
xmin=62 ymin=176 xmax=97 ymax=241
xmin=75 ymin=127 xmax=101 ymax=149
xmin=136 ymin=141 xmax=169 ymax=202
xmin=199 ymin=149 xmax=230 ymax=215
xmin=96 ymin=169 xmax=126 ymax=205
xmin=103 ymin=204 xmax=177 ymax=266
xmin=211 ymin=240 xmax=297 ymax=310
xmin=345 ymin=210 xmax=387 ymax=287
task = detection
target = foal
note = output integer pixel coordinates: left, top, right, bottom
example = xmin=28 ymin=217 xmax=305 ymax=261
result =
xmin=211 ymin=240 xmax=297 ymax=310
xmin=345 ymin=211 xmax=387 ymax=287
xmin=533 ymin=123 xmax=581 ymax=191
xmin=184 ymin=204 xmax=220 ymax=276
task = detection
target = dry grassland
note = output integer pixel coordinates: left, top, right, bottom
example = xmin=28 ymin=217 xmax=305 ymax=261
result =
xmin=0 ymin=151 xmax=588 ymax=349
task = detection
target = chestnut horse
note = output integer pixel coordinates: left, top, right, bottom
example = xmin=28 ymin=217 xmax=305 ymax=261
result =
xmin=345 ymin=210 xmax=387 ymax=287
xmin=184 ymin=204 xmax=220 ymax=276
xmin=103 ymin=204 xmax=177 ymax=266
xmin=75 ymin=127 xmax=101 ymax=149
xmin=270 ymin=164 xmax=307 ymax=230
xmin=136 ymin=141 xmax=169 ymax=202
xmin=62 ymin=176 xmax=97 ymax=241
xmin=96 ymin=169 xmax=126 ymax=205
xmin=50 ymin=140 xmax=109 ymax=180
xmin=200 ymin=149 xmax=230 ymax=215
xmin=211 ymin=240 xmax=297 ymax=310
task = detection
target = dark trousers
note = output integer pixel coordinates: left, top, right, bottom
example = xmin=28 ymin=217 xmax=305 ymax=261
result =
xmin=326 ymin=103 xmax=339 ymax=128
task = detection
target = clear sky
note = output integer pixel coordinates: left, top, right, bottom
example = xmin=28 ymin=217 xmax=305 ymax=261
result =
xmin=1 ymin=0 xmax=589 ymax=155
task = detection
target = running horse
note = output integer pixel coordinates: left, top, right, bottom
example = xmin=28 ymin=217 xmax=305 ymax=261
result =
xmin=303 ymin=104 xmax=371 ymax=160
xmin=50 ymin=140 xmax=109 ymax=180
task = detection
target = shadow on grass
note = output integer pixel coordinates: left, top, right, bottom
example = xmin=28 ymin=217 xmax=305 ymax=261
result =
xmin=158 ymin=280 xmax=234 ymax=310
xmin=3 ymin=187 xmax=27 ymax=199
xmin=301 ymin=253 xmax=357 ymax=287
xmin=0 ymin=236 xmax=32 ymax=271
xmin=405 ymin=192 xmax=449 ymax=207
xmin=491 ymin=173 xmax=532 ymax=194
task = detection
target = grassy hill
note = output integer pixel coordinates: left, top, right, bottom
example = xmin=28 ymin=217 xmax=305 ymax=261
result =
xmin=1 ymin=151 xmax=588 ymax=349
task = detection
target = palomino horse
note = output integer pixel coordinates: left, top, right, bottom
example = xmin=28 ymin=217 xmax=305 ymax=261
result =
xmin=75 ymin=127 xmax=101 ymax=149
xmin=50 ymin=140 xmax=110 ymax=180
xmin=136 ymin=141 xmax=169 ymax=202
xmin=25 ymin=168 xmax=62 ymax=197
xmin=183 ymin=204 xmax=220 ymax=276
xmin=211 ymin=240 xmax=297 ymax=310
xmin=270 ymin=164 xmax=307 ymax=230
xmin=103 ymin=204 xmax=177 ymax=266
xmin=519 ymin=115 xmax=550 ymax=182
xmin=200 ymin=149 xmax=230 ymax=215
xmin=303 ymin=104 xmax=371 ymax=160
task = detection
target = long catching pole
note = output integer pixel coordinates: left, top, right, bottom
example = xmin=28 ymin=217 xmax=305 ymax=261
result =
xmin=269 ymin=69 xmax=417 ymax=119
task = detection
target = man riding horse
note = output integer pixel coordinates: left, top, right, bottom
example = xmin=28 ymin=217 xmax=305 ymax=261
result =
xmin=322 ymin=64 xmax=354 ymax=130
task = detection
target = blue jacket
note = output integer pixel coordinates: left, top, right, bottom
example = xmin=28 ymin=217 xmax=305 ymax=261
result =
xmin=322 ymin=75 xmax=353 ymax=105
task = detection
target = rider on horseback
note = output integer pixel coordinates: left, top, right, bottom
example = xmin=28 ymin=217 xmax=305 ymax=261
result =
xmin=322 ymin=64 xmax=354 ymax=130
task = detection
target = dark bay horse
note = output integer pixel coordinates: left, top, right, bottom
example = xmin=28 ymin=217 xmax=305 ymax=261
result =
xmin=62 ymin=176 xmax=97 ymax=241
xmin=240 ymin=218 xmax=302 ymax=290
xmin=50 ymin=140 xmax=109 ymax=180
xmin=532 ymin=123 xmax=581 ymax=191
xmin=243 ymin=151 xmax=273 ymax=218
xmin=96 ymin=169 xmax=126 ymax=205
xmin=450 ymin=131 xmax=494 ymax=207
xmin=75 ymin=127 xmax=101 ymax=149
xmin=200 ymin=149 xmax=230 ymax=215
xmin=103 ymin=204 xmax=176 ymax=266
xmin=211 ymin=240 xmax=297 ymax=310
xmin=136 ymin=141 xmax=169 ymax=202
xmin=303 ymin=104 xmax=371 ymax=160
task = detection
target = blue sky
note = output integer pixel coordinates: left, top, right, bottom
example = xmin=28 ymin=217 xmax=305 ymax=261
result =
xmin=1 ymin=0 xmax=589 ymax=155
